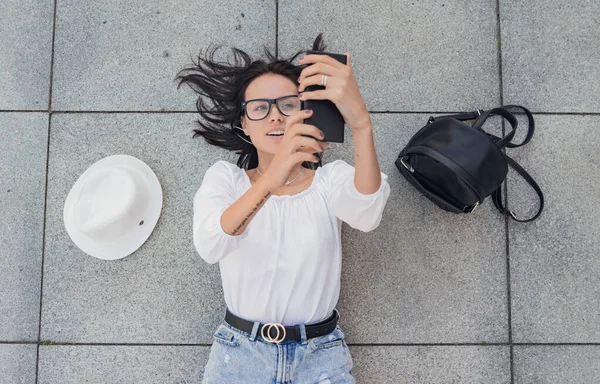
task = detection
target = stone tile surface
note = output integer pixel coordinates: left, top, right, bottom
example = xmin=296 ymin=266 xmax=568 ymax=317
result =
xmin=52 ymin=0 xmax=275 ymax=111
xmin=3 ymin=0 xmax=600 ymax=381
xmin=331 ymin=114 xmax=508 ymax=343
xmin=41 ymin=113 xmax=238 ymax=343
xmin=0 ymin=113 xmax=48 ymax=341
xmin=500 ymin=0 xmax=600 ymax=112
xmin=508 ymin=115 xmax=600 ymax=343
xmin=514 ymin=346 xmax=600 ymax=384
xmin=38 ymin=345 xmax=210 ymax=384
xmin=0 ymin=344 xmax=37 ymax=384
xmin=279 ymin=0 xmax=500 ymax=112
xmin=36 ymin=344 xmax=510 ymax=384
xmin=350 ymin=345 xmax=510 ymax=384
xmin=0 ymin=0 xmax=54 ymax=110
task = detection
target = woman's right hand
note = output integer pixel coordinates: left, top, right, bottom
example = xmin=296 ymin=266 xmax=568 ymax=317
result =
xmin=262 ymin=109 xmax=329 ymax=189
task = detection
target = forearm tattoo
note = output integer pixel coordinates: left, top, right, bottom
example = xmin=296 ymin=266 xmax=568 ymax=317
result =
xmin=231 ymin=191 xmax=272 ymax=235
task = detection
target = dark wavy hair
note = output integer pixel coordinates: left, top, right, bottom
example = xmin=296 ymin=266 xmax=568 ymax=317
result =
xmin=175 ymin=34 xmax=328 ymax=170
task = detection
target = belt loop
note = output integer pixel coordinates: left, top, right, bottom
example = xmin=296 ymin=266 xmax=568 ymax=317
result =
xmin=249 ymin=321 xmax=260 ymax=342
xmin=298 ymin=323 xmax=308 ymax=345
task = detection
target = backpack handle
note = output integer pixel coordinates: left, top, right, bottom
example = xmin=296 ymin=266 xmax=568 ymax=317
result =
xmin=472 ymin=105 xmax=535 ymax=149
xmin=431 ymin=105 xmax=535 ymax=150
xmin=472 ymin=107 xmax=519 ymax=149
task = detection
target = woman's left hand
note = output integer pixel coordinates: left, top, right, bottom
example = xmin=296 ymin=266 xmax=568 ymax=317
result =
xmin=297 ymin=52 xmax=371 ymax=132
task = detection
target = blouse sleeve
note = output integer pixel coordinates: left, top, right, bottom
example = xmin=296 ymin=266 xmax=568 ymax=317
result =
xmin=326 ymin=160 xmax=391 ymax=232
xmin=193 ymin=161 xmax=248 ymax=264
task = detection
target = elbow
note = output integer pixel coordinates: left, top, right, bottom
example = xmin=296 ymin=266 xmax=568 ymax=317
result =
xmin=193 ymin=219 xmax=243 ymax=264
xmin=334 ymin=203 xmax=386 ymax=233
xmin=193 ymin=223 xmax=229 ymax=264
xmin=354 ymin=215 xmax=384 ymax=233
xmin=336 ymin=208 xmax=384 ymax=232
xmin=193 ymin=235 xmax=221 ymax=264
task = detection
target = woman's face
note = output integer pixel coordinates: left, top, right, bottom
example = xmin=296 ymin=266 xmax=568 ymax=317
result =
xmin=241 ymin=73 xmax=299 ymax=155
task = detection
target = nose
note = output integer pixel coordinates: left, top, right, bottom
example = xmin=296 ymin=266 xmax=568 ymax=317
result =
xmin=267 ymin=103 xmax=284 ymax=122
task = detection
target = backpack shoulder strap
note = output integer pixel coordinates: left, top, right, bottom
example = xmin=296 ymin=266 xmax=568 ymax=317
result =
xmin=491 ymin=155 xmax=545 ymax=222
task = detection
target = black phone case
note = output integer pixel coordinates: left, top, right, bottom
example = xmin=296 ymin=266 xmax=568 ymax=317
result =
xmin=302 ymin=50 xmax=348 ymax=143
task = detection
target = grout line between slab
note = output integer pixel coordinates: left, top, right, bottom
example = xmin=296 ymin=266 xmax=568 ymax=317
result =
xmin=3 ymin=341 xmax=600 ymax=347
xmin=512 ymin=343 xmax=600 ymax=346
xmin=28 ymin=343 xmax=512 ymax=347
xmin=4 ymin=110 xmax=600 ymax=115
xmin=275 ymin=0 xmax=279 ymax=58
xmin=496 ymin=6 xmax=504 ymax=107
xmin=350 ymin=343 xmax=600 ymax=347
xmin=504 ymin=146 xmax=515 ymax=382
xmin=47 ymin=8 xmax=57 ymax=112
xmin=34 ymin=113 xmax=51 ymax=384
xmin=495 ymin=0 xmax=514 ymax=382
xmin=0 ymin=110 xmax=51 ymax=113
xmin=35 ymin=0 xmax=58 ymax=382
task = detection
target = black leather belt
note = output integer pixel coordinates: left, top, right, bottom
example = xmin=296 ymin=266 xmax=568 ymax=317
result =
xmin=224 ymin=309 xmax=339 ymax=343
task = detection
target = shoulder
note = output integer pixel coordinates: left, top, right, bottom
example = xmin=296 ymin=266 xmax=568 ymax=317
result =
xmin=319 ymin=159 xmax=354 ymax=178
xmin=207 ymin=160 xmax=240 ymax=174
xmin=321 ymin=159 xmax=352 ymax=170
xmin=201 ymin=160 xmax=245 ymax=188
xmin=316 ymin=160 xmax=355 ymax=190
xmin=204 ymin=160 xmax=246 ymax=179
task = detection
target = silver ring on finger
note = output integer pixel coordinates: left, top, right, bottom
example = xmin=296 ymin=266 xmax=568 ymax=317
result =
xmin=322 ymin=74 xmax=328 ymax=87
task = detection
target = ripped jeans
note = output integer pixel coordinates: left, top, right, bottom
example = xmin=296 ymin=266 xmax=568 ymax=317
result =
xmin=201 ymin=320 xmax=355 ymax=384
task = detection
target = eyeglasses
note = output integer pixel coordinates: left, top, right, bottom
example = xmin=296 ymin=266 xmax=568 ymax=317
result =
xmin=241 ymin=95 xmax=302 ymax=121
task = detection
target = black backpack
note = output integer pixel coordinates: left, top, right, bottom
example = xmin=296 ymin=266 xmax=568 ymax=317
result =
xmin=395 ymin=105 xmax=544 ymax=222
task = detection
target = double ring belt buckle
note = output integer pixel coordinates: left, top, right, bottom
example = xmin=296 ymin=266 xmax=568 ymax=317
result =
xmin=261 ymin=322 xmax=287 ymax=344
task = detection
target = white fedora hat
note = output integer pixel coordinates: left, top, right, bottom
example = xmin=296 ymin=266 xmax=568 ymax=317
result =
xmin=63 ymin=154 xmax=163 ymax=260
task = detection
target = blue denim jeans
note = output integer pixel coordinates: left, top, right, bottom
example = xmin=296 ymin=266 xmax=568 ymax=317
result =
xmin=202 ymin=318 xmax=355 ymax=383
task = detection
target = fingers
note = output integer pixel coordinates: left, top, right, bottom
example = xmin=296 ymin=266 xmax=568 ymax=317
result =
xmin=291 ymin=135 xmax=327 ymax=154
xmin=298 ymin=88 xmax=331 ymax=102
xmin=298 ymin=73 xmax=334 ymax=93
xmin=299 ymin=54 xmax=346 ymax=70
xmin=288 ymin=122 xmax=325 ymax=141
xmin=283 ymin=110 xmax=329 ymax=160
xmin=293 ymin=151 xmax=321 ymax=164
xmin=286 ymin=109 xmax=313 ymax=128
xmin=298 ymin=63 xmax=338 ymax=84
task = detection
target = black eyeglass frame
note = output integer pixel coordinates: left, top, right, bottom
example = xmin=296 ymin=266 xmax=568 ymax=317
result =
xmin=240 ymin=94 xmax=302 ymax=121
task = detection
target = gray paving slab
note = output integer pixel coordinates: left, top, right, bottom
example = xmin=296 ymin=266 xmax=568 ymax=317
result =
xmin=350 ymin=345 xmax=510 ymax=384
xmin=51 ymin=0 xmax=275 ymax=111
xmin=0 ymin=0 xmax=54 ymax=110
xmin=38 ymin=345 xmax=210 ymax=384
xmin=508 ymin=115 xmax=600 ymax=343
xmin=41 ymin=113 xmax=239 ymax=343
xmin=279 ymin=0 xmax=500 ymax=112
xmin=0 ymin=113 xmax=48 ymax=341
xmin=330 ymin=114 xmax=508 ymax=344
xmin=37 ymin=344 xmax=509 ymax=383
xmin=500 ymin=0 xmax=600 ymax=112
xmin=0 ymin=344 xmax=37 ymax=384
xmin=41 ymin=112 xmax=509 ymax=346
xmin=514 ymin=346 xmax=600 ymax=384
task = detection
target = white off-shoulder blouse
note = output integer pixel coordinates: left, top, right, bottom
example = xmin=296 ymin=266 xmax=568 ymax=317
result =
xmin=193 ymin=159 xmax=391 ymax=326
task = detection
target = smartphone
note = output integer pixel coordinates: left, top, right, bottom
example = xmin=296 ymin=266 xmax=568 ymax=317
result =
xmin=302 ymin=50 xmax=348 ymax=143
